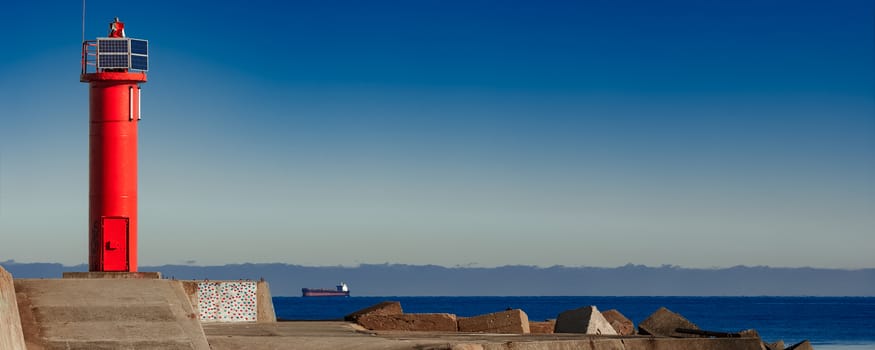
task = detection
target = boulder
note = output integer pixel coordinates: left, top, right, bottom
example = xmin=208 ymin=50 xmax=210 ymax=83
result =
xmin=739 ymin=329 xmax=761 ymax=338
xmin=554 ymin=306 xmax=618 ymax=335
xmin=638 ymin=307 xmax=700 ymax=337
xmin=764 ymin=340 xmax=785 ymax=350
xmin=458 ymin=309 xmax=530 ymax=334
xmin=357 ymin=313 xmax=458 ymax=332
xmin=602 ymin=309 xmax=635 ymax=336
xmin=345 ymin=301 xmax=403 ymax=322
xmin=529 ymin=320 xmax=556 ymax=334
xmin=786 ymin=340 xmax=813 ymax=350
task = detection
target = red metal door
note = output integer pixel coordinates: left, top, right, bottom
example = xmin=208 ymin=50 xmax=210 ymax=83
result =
xmin=101 ymin=217 xmax=129 ymax=271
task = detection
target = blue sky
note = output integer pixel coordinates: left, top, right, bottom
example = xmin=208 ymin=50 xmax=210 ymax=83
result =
xmin=0 ymin=0 xmax=873 ymax=268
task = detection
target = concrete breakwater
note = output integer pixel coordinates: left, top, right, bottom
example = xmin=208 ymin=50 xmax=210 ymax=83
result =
xmin=1 ymin=265 xmax=814 ymax=349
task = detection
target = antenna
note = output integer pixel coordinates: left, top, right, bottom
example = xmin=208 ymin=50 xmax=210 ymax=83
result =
xmin=81 ymin=0 xmax=86 ymax=43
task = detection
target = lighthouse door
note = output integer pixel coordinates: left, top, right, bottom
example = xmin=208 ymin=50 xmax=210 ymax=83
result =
xmin=101 ymin=217 xmax=130 ymax=271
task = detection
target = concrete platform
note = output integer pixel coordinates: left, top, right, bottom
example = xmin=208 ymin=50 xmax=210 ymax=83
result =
xmin=15 ymin=278 xmax=209 ymax=350
xmin=203 ymin=321 xmax=765 ymax=350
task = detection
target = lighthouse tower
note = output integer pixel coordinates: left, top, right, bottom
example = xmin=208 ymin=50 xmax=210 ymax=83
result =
xmin=80 ymin=18 xmax=149 ymax=272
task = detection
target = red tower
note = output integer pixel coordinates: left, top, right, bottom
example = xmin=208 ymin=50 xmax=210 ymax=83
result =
xmin=80 ymin=19 xmax=149 ymax=272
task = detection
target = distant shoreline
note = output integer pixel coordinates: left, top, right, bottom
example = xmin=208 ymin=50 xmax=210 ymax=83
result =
xmin=3 ymin=262 xmax=873 ymax=297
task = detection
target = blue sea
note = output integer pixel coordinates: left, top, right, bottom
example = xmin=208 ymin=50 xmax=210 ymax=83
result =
xmin=273 ymin=296 xmax=875 ymax=349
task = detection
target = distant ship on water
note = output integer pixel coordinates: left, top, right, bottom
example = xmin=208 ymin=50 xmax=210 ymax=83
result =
xmin=302 ymin=282 xmax=350 ymax=297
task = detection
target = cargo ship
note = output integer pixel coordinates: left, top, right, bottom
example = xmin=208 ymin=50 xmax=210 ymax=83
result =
xmin=302 ymin=282 xmax=350 ymax=297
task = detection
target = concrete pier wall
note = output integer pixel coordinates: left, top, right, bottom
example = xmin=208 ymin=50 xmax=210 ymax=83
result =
xmin=0 ymin=265 xmax=26 ymax=350
xmin=14 ymin=278 xmax=211 ymax=350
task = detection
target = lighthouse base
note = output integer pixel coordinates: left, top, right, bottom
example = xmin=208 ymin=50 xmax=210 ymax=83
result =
xmin=62 ymin=271 xmax=162 ymax=279
xmin=14 ymin=278 xmax=210 ymax=350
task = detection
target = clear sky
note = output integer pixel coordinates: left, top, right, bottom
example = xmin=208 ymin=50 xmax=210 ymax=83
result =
xmin=0 ymin=0 xmax=872 ymax=268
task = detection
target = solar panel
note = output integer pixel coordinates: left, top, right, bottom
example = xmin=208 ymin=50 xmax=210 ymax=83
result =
xmin=95 ymin=38 xmax=149 ymax=71
xmin=130 ymin=39 xmax=148 ymax=55
xmin=131 ymin=55 xmax=148 ymax=71
xmin=98 ymin=54 xmax=129 ymax=69
xmin=98 ymin=39 xmax=129 ymax=53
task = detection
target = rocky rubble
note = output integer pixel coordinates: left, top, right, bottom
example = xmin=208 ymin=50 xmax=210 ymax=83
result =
xmin=344 ymin=301 xmax=813 ymax=349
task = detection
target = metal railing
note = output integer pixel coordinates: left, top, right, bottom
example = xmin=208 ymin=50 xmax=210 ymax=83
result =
xmin=81 ymin=40 xmax=97 ymax=75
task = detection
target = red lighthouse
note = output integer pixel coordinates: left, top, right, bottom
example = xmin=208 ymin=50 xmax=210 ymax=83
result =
xmin=80 ymin=18 xmax=149 ymax=272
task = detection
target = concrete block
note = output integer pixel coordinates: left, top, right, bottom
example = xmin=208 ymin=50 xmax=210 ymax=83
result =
xmin=764 ymin=340 xmax=785 ymax=350
xmin=345 ymin=301 xmax=403 ymax=322
xmin=491 ymin=339 xmax=627 ymax=350
xmin=357 ymin=313 xmax=458 ymax=332
xmin=256 ymin=280 xmax=277 ymax=323
xmin=198 ymin=281 xmax=259 ymax=322
xmin=554 ymin=305 xmax=618 ymax=335
xmin=180 ymin=280 xmax=275 ymax=323
xmin=0 ymin=266 xmax=26 ymax=350
xmin=602 ymin=309 xmax=635 ymax=336
xmin=638 ymin=306 xmax=700 ymax=337
xmin=457 ymin=309 xmax=530 ymax=334
xmin=180 ymin=281 xmax=200 ymax=317
xmin=528 ymin=320 xmax=555 ymax=334
xmin=623 ymin=337 xmax=764 ymax=350
xmin=786 ymin=340 xmax=813 ymax=350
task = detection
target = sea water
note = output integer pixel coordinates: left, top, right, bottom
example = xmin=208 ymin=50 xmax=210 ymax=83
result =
xmin=273 ymin=296 xmax=875 ymax=348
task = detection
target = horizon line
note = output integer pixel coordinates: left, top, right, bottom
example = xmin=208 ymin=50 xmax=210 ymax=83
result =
xmin=2 ymin=260 xmax=873 ymax=271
